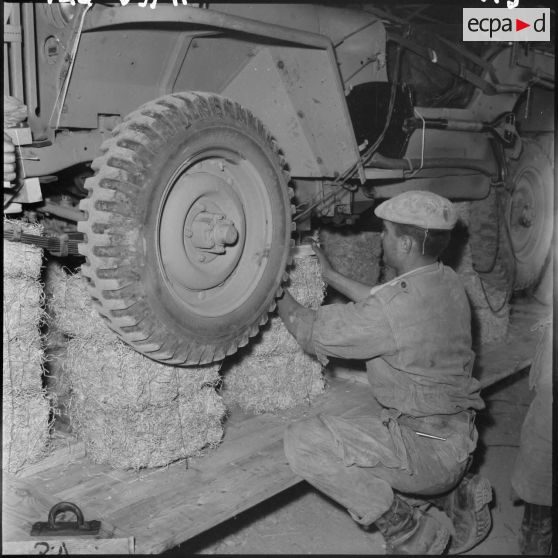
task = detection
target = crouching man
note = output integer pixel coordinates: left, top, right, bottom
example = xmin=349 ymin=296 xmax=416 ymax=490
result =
xmin=277 ymin=191 xmax=492 ymax=554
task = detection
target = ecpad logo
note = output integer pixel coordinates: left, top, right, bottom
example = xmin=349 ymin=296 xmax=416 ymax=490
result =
xmin=463 ymin=8 xmax=550 ymax=41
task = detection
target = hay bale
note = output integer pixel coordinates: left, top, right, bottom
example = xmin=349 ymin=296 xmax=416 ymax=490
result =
xmin=4 ymin=220 xmax=44 ymax=279
xmin=64 ymin=340 xmax=222 ymax=412
xmin=289 ymin=249 xmax=327 ymax=309
xmin=65 ymin=360 xmax=225 ymax=469
xmin=459 ymin=265 xmax=510 ymax=348
xmin=3 ymin=231 xmax=51 ymax=473
xmin=320 ymin=227 xmax=382 ymax=286
xmin=223 ymin=250 xmax=326 ymax=413
xmin=43 ymin=262 xmax=227 ymax=470
xmin=3 ymin=279 xmax=44 ymax=342
xmin=222 ymin=351 xmax=324 ymax=414
xmin=2 ymin=392 xmax=51 ymax=473
xmin=448 ymin=205 xmax=511 ymax=347
xmin=44 ymin=262 xmax=112 ymax=341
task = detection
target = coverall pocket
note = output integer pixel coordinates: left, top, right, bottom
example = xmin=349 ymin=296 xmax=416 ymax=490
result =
xmin=319 ymin=413 xmax=412 ymax=471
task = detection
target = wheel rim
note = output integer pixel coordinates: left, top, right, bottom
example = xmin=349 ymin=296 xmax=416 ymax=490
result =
xmin=507 ymin=167 xmax=544 ymax=264
xmin=157 ymin=149 xmax=274 ymax=318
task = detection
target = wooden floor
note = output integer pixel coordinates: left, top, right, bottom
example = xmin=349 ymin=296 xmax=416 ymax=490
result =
xmin=2 ymin=296 xmax=550 ymax=554
xmin=473 ymin=296 xmax=550 ymax=389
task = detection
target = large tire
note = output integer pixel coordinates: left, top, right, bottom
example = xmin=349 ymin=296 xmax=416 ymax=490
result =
xmin=78 ymin=92 xmax=294 ymax=365
xmin=506 ymin=139 xmax=553 ymax=290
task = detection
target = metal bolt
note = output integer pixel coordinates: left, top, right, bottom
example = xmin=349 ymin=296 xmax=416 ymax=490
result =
xmin=520 ymin=206 xmax=534 ymax=227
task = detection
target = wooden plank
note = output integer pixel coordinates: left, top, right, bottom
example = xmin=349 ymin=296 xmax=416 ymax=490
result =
xmin=17 ymin=437 xmax=86 ymax=479
xmin=3 ymin=537 xmax=134 ymax=555
xmin=110 ymin=439 xmax=298 ymax=554
xmin=33 ymin=460 xmax=131 ymax=498
xmin=474 ymin=298 xmax=549 ymax=389
xmin=1 ymin=474 xmax=131 ymax=550
xmin=2 ymin=474 xmax=59 ymax=544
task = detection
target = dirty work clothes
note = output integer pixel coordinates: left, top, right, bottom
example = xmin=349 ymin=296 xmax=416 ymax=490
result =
xmin=283 ymin=262 xmax=483 ymax=526
xmin=284 ymin=397 xmax=477 ymax=525
xmin=309 ymin=262 xmax=485 ymax=416
xmin=511 ymin=319 xmax=553 ymax=506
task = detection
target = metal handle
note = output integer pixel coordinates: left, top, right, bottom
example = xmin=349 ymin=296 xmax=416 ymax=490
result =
xmin=48 ymin=502 xmax=85 ymax=530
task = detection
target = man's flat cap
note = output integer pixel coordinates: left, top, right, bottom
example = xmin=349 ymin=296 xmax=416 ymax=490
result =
xmin=374 ymin=190 xmax=457 ymax=230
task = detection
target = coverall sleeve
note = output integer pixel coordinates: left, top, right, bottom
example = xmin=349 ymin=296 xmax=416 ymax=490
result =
xmin=310 ymin=297 xmax=397 ymax=363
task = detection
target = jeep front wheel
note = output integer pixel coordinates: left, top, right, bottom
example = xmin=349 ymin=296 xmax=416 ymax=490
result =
xmin=78 ymin=92 xmax=293 ymax=365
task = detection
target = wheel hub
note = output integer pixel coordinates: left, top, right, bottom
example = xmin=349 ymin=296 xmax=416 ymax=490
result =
xmin=159 ymin=168 xmax=247 ymax=292
xmin=511 ymin=199 xmax=534 ymax=229
xmin=509 ymin=174 xmax=538 ymax=255
xmin=184 ymin=203 xmax=239 ymax=262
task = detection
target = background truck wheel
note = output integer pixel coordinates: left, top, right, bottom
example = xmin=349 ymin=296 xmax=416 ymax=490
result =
xmin=78 ymin=92 xmax=293 ymax=365
xmin=506 ymin=139 xmax=553 ymax=290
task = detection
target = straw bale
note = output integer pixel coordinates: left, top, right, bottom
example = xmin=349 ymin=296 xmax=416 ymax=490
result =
xmin=222 ymin=253 xmax=326 ymax=413
xmin=289 ymin=252 xmax=326 ymax=309
xmin=3 ymin=277 xmax=44 ymax=337
xmin=320 ymin=228 xmax=382 ymax=286
xmin=43 ymin=262 xmax=227 ymax=469
xmin=44 ymin=262 xmax=112 ymax=341
xmin=2 ymin=337 xmax=45 ymax=396
xmin=247 ymin=254 xmax=325 ymax=358
xmin=62 ymin=337 xmax=225 ymax=469
xmin=3 ymin=237 xmax=52 ymax=473
xmin=3 ymin=258 xmax=47 ymax=395
xmin=459 ymin=269 xmax=509 ymax=347
xmin=248 ymin=315 xmax=301 ymax=357
xmin=223 ymin=351 xmax=325 ymax=414
xmin=4 ymin=220 xmax=44 ymax=279
xmin=62 ymin=340 xmax=226 ymax=469
xmin=64 ymin=338 xmax=222 ymax=411
xmin=454 ymin=241 xmax=510 ymax=347
xmin=67 ymin=380 xmax=225 ymax=470
xmin=2 ymin=391 xmax=51 ymax=473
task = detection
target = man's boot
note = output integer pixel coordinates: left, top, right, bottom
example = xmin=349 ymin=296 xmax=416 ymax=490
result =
xmin=518 ymin=503 xmax=552 ymax=555
xmin=374 ymin=494 xmax=450 ymax=555
xmin=431 ymin=473 xmax=492 ymax=554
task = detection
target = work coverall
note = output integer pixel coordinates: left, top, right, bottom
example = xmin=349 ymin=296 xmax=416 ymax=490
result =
xmin=511 ymin=318 xmax=553 ymax=507
xmin=284 ymin=262 xmax=485 ymax=525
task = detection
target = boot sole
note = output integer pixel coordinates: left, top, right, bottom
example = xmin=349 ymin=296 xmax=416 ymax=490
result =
xmin=449 ymin=476 xmax=493 ymax=555
xmin=427 ymin=525 xmax=451 ymax=555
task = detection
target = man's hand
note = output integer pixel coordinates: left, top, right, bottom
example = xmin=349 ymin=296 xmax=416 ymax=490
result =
xmin=4 ymin=132 xmax=17 ymax=183
xmin=312 ymin=241 xmax=374 ymax=303
xmin=312 ymin=242 xmax=333 ymax=284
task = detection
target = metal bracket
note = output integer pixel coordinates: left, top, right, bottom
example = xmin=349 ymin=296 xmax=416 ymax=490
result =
xmin=30 ymin=502 xmax=101 ymax=537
